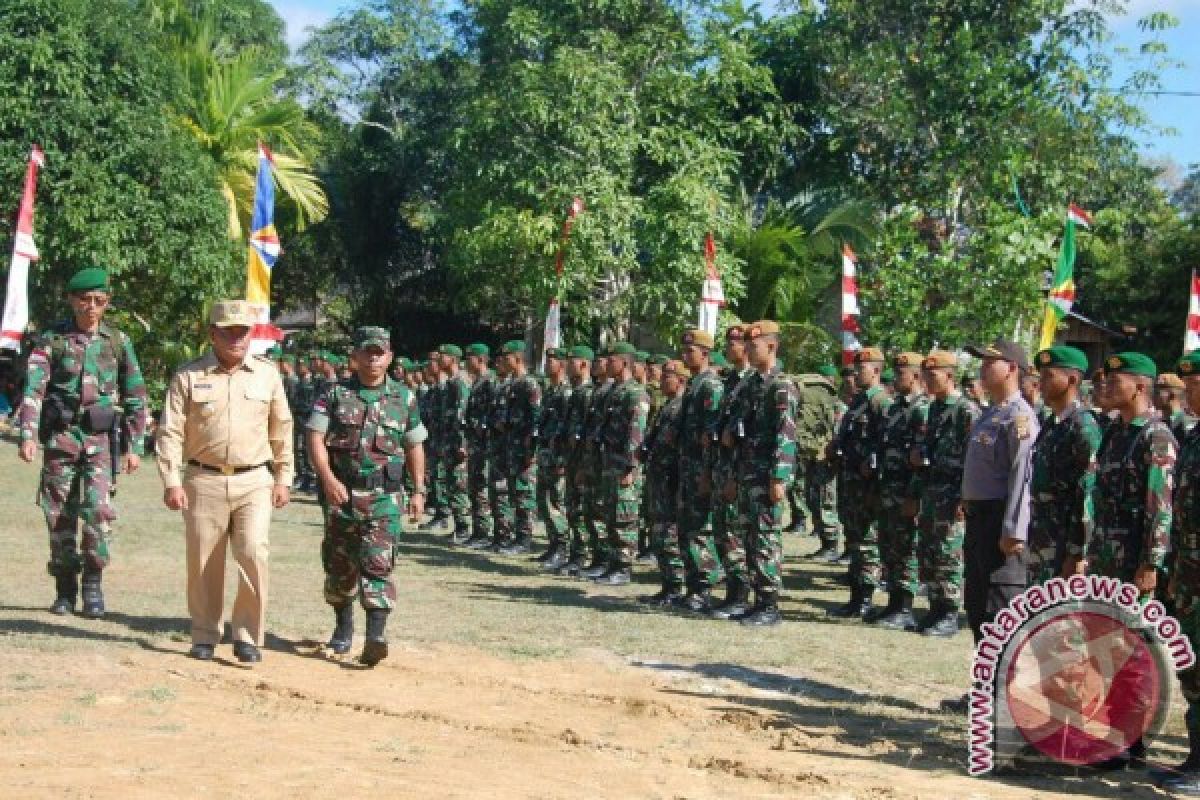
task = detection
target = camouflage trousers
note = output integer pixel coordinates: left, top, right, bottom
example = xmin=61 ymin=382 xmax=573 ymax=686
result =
xmin=438 ymin=450 xmax=470 ymax=529
xmin=322 ymin=489 xmax=402 ymax=610
xmin=507 ymin=452 xmax=537 ymax=542
xmin=293 ymin=428 xmax=314 ymax=482
xmin=679 ymin=457 xmax=721 ymax=591
xmin=536 ymin=457 xmax=568 ymax=549
xmin=878 ymin=491 xmax=919 ymax=596
xmin=39 ymin=428 xmax=116 ymax=577
xmin=1171 ymin=551 xmax=1200 ymax=736
xmin=467 ymin=444 xmax=492 ymax=540
xmin=425 ymin=450 xmax=443 ymax=512
xmin=1085 ymin=527 xmax=1141 ymax=584
xmin=1027 ymin=496 xmax=1069 ymax=585
xmin=647 ymin=466 xmax=683 ymax=590
xmin=713 ymin=497 xmax=747 ymax=586
xmin=917 ymin=493 xmax=965 ymax=610
xmin=566 ymin=460 xmax=599 ymax=563
xmin=487 ymin=449 xmax=513 ymax=544
xmin=583 ymin=454 xmax=610 ymax=564
xmin=602 ymin=467 xmax=641 ymax=569
xmin=840 ymin=474 xmax=881 ymax=589
xmin=739 ymin=476 xmax=784 ymax=597
xmin=804 ymin=457 xmax=841 ymax=548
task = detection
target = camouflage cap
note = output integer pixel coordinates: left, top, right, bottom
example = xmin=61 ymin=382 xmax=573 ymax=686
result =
xmin=465 ymin=343 xmax=490 ymax=357
xmin=681 ymin=329 xmax=715 ymax=350
xmin=1156 ymin=372 xmax=1185 ymax=389
xmin=1035 ymin=346 xmax=1088 ymax=374
xmin=1104 ymin=351 xmax=1156 ymax=379
xmin=502 ymin=340 xmax=525 ymax=354
xmin=1179 ymin=351 xmax=1200 ymax=376
xmin=568 ymin=345 xmax=594 ymax=361
xmin=854 ymin=347 xmax=885 ymax=364
xmin=209 ymin=299 xmax=257 ymax=328
xmin=66 ymin=267 xmax=110 ymax=294
xmin=353 ymin=326 xmax=391 ymax=350
xmin=922 ymin=350 xmax=957 ymax=369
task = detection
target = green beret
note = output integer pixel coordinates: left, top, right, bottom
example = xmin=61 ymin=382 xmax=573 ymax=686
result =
xmin=710 ymin=352 xmax=729 ymax=368
xmin=438 ymin=344 xmax=463 ymax=358
xmin=568 ymin=345 xmax=594 ymax=360
xmin=635 ymin=350 xmax=650 ymax=363
xmin=595 ymin=344 xmax=611 ymax=357
xmin=65 ymin=267 xmax=110 ymax=294
xmin=502 ymin=340 xmax=525 ymax=354
xmin=816 ymin=364 xmax=838 ymax=378
xmin=394 ymin=357 xmax=412 ymax=371
xmin=610 ymin=341 xmax=636 ymax=356
xmin=648 ymin=354 xmax=669 ymax=366
xmin=1034 ymin=346 xmax=1088 ymax=373
xmin=1179 ymin=351 xmax=1200 ymax=376
xmin=465 ymin=343 xmax=490 ymax=357
xmin=1104 ymin=351 xmax=1157 ymax=380
xmin=266 ymin=346 xmax=283 ymax=358
xmin=353 ymin=326 xmax=391 ymax=350
xmin=881 ymin=368 xmax=895 ymax=383
xmin=545 ymin=346 xmax=567 ymax=360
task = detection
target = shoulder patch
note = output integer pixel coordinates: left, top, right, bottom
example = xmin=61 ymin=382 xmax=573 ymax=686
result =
xmin=1015 ymin=413 xmax=1031 ymax=440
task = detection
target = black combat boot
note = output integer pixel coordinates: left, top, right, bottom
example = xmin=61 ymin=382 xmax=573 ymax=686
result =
xmin=640 ymin=586 xmax=685 ymax=607
xmin=499 ymin=536 xmax=532 ymax=555
xmin=739 ymin=594 xmax=782 ymax=626
xmin=80 ymin=569 xmax=105 ymax=619
xmin=709 ymin=579 xmax=749 ymax=620
xmin=360 ymin=609 xmax=390 ymax=667
xmin=450 ymin=520 xmax=472 ymax=545
xmin=541 ymin=549 xmax=568 ymax=572
xmin=50 ymin=572 xmax=78 ymax=615
xmin=864 ymin=591 xmax=899 ymax=624
xmin=593 ymin=568 xmax=631 ymax=586
xmin=679 ymin=588 xmax=714 ymax=613
xmin=827 ymin=585 xmax=872 ymax=619
xmin=531 ymin=543 xmax=557 ymax=562
xmin=327 ymin=604 xmax=354 ymax=655
xmin=811 ymin=543 xmax=840 ymax=562
xmin=582 ymin=558 xmax=609 ymax=579
xmin=877 ymin=591 xmax=917 ymax=631
xmin=920 ymin=601 xmax=961 ymax=638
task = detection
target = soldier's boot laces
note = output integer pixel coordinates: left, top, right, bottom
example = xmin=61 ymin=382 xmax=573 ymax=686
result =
xmin=50 ymin=573 xmax=78 ymax=616
xmin=327 ymin=604 xmax=354 ymax=655
xmin=877 ymin=591 xmax=917 ymax=632
xmin=360 ymin=609 xmax=389 ymax=667
xmin=709 ymin=579 xmax=749 ymax=620
xmin=80 ymin=570 xmax=105 ymax=620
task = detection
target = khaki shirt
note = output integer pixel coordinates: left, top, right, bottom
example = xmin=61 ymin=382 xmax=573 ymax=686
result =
xmin=156 ymin=352 xmax=294 ymax=489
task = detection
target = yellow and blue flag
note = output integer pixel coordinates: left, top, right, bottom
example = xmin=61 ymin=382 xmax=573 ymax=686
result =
xmin=246 ymin=144 xmax=283 ymax=350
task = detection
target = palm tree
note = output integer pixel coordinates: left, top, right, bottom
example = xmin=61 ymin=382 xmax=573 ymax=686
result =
xmin=165 ymin=9 xmax=328 ymax=238
xmin=731 ymin=186 xmax=877 ymax=324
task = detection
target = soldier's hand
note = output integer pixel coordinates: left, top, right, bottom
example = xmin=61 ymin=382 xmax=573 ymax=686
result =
xmin=272 ymin=485 xmax=290 ymax=509
xmin=18 ymin=440 xmax=36 ymax=463
xmin=721 ymin=480 xmax=737 ymax=503
xmin=323 ymin=477 xmax=350 ymax=506
xmin=1061 ymin=556 xmax=1085 ymax=578
xmin=164 ymin=487 xmax=188 ymax=511
xmin=769 ymin=480 xmax=785 ymax=504
xmin=1134 ymin=564 xmax=1157 ymax=594
xmin=123 ymin=453 xmax=140 ymax=474
xmin=998 ymin=536 xmax=1025 ymax=557
xmin=408 ymin=492 xmax=425 ymax=519
xmin=619 ymin=470 xmax=635 ymax=487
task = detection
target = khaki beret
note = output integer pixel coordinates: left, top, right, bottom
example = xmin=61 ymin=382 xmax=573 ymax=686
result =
xmin=748 ymin=320 xmax=780 ymax=338
xmin=681 ymin=329 xmax=715 ymax=350
xmin=894 ymin=352 xmax=924 ymax=368
xmin=854 ymin=347 xmax=885 ymax=364
xmin=1157 ymin=372 xmax=1185 ymax=390
xmin=922 ymin=350 xmax=957 ymax=369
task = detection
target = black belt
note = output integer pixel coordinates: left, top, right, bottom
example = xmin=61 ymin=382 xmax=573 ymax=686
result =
xmin=188 ymin=460 xmax=268 ymax=476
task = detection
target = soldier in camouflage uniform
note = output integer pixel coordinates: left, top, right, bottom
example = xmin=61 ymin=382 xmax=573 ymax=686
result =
xmin=495 ymin=341 xmax=541 ymax=555
xmin=436 ymin=345 xmax=471 ymax=541
xmin=558 ymin=347 xmax=597 ymax=575
xmin=1159 ymin=350 xmax=1200 ymax=794
xmin=591 ymin=343 xmax=649 ymax=584
xmin=534 ymin=347 xmax=571 ymax=566
xmin=804 ymin=364 xmax=844 ymax=562
xmin=828 ymin=347 xmax=891 ymax=619
xmin=1158 ymin=372 xmax=1197 ymax=445
xmin=731 ymin=321 xmax=798 ymax=626
xmin=712 ymin=325 xmax=754 ymax=618
xmin=18 ymin=267 xmax=148 ymax=618
xmin=291 ymin=358 xmax=318 ymax=491
xmin=1087 ymin=353 xmax=1176 ymax=593
xmin=674 ymin=329 xmax=725 ymax=611
xmin=307 ymin=326 xmax=427 ymax=667
xmin=462 ymin=344 xmax=496 ymax=547
xmin=580 ymin=351 xmax=616 ymax=576
xmin=909 ymin=350 xmax=979 ymax=637
xmin=477 ymin=353 xmax=515 ymax=550
xmin=870 ymin=353 xmax=929 ymax=631
xmin=420 ymin=356 xmax=447 ymax=529
xmin=637 ymin=354 xmax=667 ymax=562
xmin=1026 ymin=347 xmax=1102 ymax=586
xmin=640 ymin=359 xmax=686 ymax=604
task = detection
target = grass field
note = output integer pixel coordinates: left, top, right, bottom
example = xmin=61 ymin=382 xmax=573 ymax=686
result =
xmin=0 ymin=445 xmax=1185 ymax=798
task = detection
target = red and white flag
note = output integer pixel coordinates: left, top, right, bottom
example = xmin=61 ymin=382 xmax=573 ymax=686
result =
xmin=1186 ymin=270 xmax=1200 ymax=354
xmin=541 ymin=197 xmax=582 ymax=369
xmin=841 ymin=243 xmax=862 ymax=366
xmin=697 ymin=232 xmax=724 ymax=336
xmin=1 ymin=145 xmax=45 ymax=351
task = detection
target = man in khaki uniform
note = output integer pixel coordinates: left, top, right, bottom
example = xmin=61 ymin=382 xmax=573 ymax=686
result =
xmin=156 ymin=300 xmax=294 ymax=664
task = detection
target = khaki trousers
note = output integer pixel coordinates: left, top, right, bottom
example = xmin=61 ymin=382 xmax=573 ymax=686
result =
xmin=182 ymin=465 xmax=274 ymax=647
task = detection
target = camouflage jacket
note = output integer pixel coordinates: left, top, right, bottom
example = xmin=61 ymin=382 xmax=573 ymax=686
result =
xmin=439 ymin=372 xmax=470 ymax=457
xmin=538 ymin=379 xmax=572 ymax=467
xmin=834 ymin=385 xmax=891 ymax=478
xmin=645 ymin=392 xmax=683 ymax=478
xmin=584 ymin=380 xmax=615 ymax=461
xmin=465 ymin=371 xmax=496 ymax=450
xmin=309 ymin=376 xmax=427 ymax=501
xmin=601 ymin=377 xmax=649 ymax=473
xmin=676 ymin=367 xmax=723 ymax=467
xmin=737 ymin=365 xmax=798 ymax=484
xmin=879 ymin=389 xmax=929 ymax=501
xmin=19 ymin=320 xmax=149 ymax=453
xmin=1092 ymin=414 xmax=1176 ymax=572
xmin=1171 ymin=409 xmax=1197 ymax=447
xmin=1029 ymin=401 xmax=1102 ymax=557
xmin=563 ymin=379 xmax=594 ymax=469
xmin=911 ymin=391 xmax=979 ymax=501
xmin=792 ymin=373 xmax=840 ymax=463
xmin=715 ymin=366 xmax=753 ymax=483
xmin=486 ymin=376 xmax=511 ymax=458
xmin=1172 ymin=424 xmax=1200 ymax=554
xmin=291 ymin=375 xmax=318 ymax=417
xmin=502 ymin=373 xmax=542 ymax=457
xmin=425 ymin=379 xmax=446 ymax=452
